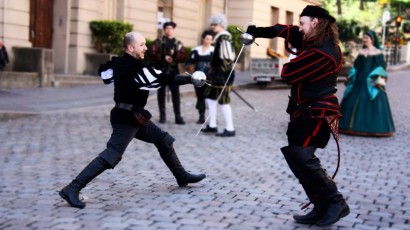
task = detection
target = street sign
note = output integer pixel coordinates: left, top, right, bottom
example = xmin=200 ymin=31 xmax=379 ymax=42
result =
xmin=382 ymin=10 xmax=391 ymax=24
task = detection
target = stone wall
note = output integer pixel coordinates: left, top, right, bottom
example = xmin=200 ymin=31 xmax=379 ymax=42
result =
xmin=0 ymin=71 xmax=39 ymax=88
xmin=12 ymin=47 xmax=54 ymax=87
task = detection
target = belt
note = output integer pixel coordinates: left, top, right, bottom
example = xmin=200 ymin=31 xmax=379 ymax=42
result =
xmin=115 ymin=103 xmax=138 ymax=111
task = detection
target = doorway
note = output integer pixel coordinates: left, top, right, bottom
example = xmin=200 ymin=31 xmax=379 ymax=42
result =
xmin=29 ymin=0 xmax=53 ymax=48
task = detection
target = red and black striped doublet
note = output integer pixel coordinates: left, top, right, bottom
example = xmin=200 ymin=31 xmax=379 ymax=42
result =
xmin=248 ymin=24 xmax=342 ymax=147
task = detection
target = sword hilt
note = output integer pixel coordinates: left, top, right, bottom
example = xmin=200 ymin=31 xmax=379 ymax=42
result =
xmin=237 ymin=27 xmax=259 ymax=46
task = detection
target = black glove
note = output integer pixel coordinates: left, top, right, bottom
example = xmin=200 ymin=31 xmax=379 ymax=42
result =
xmin=246 ymin=25 xmax=257 ymax=36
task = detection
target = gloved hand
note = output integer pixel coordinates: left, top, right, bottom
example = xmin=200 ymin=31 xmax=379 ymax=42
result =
xmin=246 ymin=25 xmax=256 ymax=35
xmin=191 ymin=71 xmax=207 ymax=87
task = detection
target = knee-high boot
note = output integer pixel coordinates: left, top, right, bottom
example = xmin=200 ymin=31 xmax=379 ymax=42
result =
xmin=158 ymin=146 xmax=206 ymax=187
xmin=59 ymin=157 xmax=110 ymax=209
xmin=158 ymin=87 xmax=166 ymax=123
xmin=172 ymin=95 xmax=185 ymax=124
xmin=282 ymin=146 xmax=328 ymax=224
xmin=281 ymin=146 xmax=349 ymax=226
xmin=197 ymin=109 xmax=205 ymax=124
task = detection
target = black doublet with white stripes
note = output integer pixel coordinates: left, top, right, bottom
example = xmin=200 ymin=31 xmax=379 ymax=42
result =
xmin=99 ymin=53 xmax=177 ymax=109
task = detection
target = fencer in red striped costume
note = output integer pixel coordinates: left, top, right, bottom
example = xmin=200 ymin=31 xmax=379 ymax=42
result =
xmin=246 ymin=5 xmax=349 ymax=227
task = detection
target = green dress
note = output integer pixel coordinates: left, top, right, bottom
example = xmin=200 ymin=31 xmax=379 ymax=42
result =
xmin=339 ymin=53 xmax=395 ymax=137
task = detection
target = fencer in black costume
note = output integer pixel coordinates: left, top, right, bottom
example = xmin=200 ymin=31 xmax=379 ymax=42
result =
xmin=150 ymin=21 xmax=187 ymax=124
xmin=246 ymin=5 xmax=349 ymax=227
xmin=185 ymin=30 xmax=214 ymax=124
xmin=59 ymin=32 xmax=206 ymax=209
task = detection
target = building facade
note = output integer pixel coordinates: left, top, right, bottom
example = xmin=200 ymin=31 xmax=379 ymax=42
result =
xmin=0 ymin=0 xmax=319 ymax=75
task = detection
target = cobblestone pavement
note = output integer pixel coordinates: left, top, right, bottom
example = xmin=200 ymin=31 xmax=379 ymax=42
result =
xmin=0 ymin=70 xmax=409 ymax=230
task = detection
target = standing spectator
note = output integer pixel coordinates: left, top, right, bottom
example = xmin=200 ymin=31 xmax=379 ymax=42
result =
xmin=150 ymin=21 xmax=187 ymax=124
xmin=339 ymin=30 xmax=395 ymax=137
xmin=59 ymin=32 xmax=206 ymax=209
xmin=246 ymin=5 xmax=350 ymax=227
xmin=185 ymin=30 xmax=214 ymax=124
xmin=0 ymin=40 xmax=9 ymax=70
xmin=201 ymin=13 xmax=236 ymax=137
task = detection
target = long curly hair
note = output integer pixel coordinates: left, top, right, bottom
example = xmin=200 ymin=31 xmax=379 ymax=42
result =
xmin=312 ymin=17 xmax=340 ymax=48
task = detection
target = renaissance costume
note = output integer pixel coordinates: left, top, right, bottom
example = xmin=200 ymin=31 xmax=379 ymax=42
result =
xmin=339 ymin=31 xmax=395 ymax=137
xmin=246 ymin=5 xmax=350 ymax=227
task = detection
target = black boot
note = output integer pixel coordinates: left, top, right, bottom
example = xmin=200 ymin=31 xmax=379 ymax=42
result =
xmin=172 ymin=93 xmax=185 ymax=125
xmin=159 ymin=114 xmax=166 ymax=124
xmin=282 ymin=146 xmax=323 ymax=224
xmin=281 ymin=146 xmax=349 ymax=226
xmin=282 ymin=146 xmax=326 ymax=224
xmin=59 ymin=157 xmax=109 ymax=209
xmin=197 ymin=113 xmax=205 ymax=124
xmin=175 ymin=116 xmax=185 ymax=125
xmin=316 ymin=195 xmax=350 ymax=227
xmin=215 ymin=129 xmax=235 ymax=137
xmin=158 ymin=90 xmax=166 ymax=123
xmin=293 ymin=203 xmax=328 ymax=224
xmin=159 ymin=146 xmax=206 ymax=187
xmin=201 ymin=125 xmax=217 ymax=133
xmin=303 ymin=150 xmax=350 ymax=227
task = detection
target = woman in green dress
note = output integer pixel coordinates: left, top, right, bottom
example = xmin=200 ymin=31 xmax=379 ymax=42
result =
xmin=339 ymin=30 xmax=395 ymax=137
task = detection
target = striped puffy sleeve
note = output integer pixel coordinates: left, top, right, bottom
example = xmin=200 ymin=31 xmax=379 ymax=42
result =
xmin=219 ymin=37 xmax=236 ymax=61
xmin=133 ymin=64 xmax=190 ymax=90
xmin=98 ymin=57 xmax=117 ymax=84
xmin=132 ymin=66 xmax=164 ymax=90
xmin=281 ymin=49 xmax=335 ymax=84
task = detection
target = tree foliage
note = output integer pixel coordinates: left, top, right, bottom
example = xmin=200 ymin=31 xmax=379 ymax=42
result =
xmin=320 ymin=0 xmax=410 ymax=42
xmin=89 ymin=20 xmax=134 ymax=55
xmin=227 ymin=25 xmax=243 ymax=58
xmin=337 ymin=20 xmax=363 ymax=42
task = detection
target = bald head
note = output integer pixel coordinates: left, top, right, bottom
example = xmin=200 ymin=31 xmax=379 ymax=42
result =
xmin=123 ymin=32 xmax=144 ymax=49
xmin=123 ymin=32 xmax=147 ymax=59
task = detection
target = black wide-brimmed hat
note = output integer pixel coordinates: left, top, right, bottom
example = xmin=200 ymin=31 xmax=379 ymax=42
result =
xmin=163 ymin=21 xmax=177 ymax=29
xmin=300 ymin=5 xmax=336 ymax=23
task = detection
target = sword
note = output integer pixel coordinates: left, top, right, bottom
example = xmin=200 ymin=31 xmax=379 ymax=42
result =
xmin=232 ymin=88 xmax=257 ymax=112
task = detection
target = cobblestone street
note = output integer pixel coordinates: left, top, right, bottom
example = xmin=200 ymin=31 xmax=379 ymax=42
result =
xmin=0 ymin=70 xmax=409 ymax=230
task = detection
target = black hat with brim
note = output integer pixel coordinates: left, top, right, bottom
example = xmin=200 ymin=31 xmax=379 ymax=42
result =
xmin=300 ymin=5 xmax=336 ymax=23
xmin=163 ymin=21 xmax=177 ymax=29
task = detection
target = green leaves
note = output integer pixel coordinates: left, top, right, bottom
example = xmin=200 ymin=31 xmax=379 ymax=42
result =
xmin=227 ymin=25 xmax=243 ymax=60
xmin=89 ymin=20 xmax=133 ymax=55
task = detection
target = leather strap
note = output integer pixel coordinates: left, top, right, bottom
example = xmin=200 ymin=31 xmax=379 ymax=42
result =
xmin=115 ymin=103 xmax=135 ymax=111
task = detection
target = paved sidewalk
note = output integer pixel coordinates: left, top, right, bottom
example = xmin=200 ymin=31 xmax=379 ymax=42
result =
xmin=0 ymin=69 xmax=410 ymax=229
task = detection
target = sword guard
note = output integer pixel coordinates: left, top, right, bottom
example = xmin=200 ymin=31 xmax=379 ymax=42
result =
xmin=190 ymin=71 xmax=207 ymax=87
xmin=237 ymin=27 xmax=259 ymax=46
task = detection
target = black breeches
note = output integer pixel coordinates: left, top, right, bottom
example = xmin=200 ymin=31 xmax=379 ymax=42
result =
xmin=99 ymin=122 xmax=174 ymax=168
xmin=286 ymin=117 xmax=331 ymax=148
xmin=157 ymin=84 xmax=181 ymax=109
